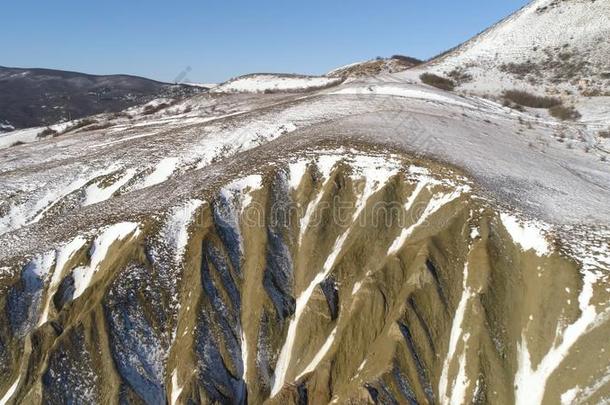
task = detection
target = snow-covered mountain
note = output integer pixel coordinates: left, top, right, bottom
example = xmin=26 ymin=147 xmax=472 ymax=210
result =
xmin=0 ymin=1 xmax=609 ymax=404
xmin=409 ymin=0 xmax=610 ymax=97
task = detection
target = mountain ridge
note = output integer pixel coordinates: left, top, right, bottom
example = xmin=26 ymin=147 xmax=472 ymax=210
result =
xmin=0 ymin=66 xmax=204 ymax=131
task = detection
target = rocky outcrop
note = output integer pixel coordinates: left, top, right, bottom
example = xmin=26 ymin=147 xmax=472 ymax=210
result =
xmin=1 ymin=150 xmax=607 ymax=404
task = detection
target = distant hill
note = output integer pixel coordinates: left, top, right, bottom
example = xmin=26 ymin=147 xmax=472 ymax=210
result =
xmin=327 ymin=55 xmax=422 ymax=78
xmin=0 ymin=66 xmax=204 ymax=131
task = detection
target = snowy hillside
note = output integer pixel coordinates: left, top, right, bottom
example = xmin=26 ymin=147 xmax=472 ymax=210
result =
xmin=212 ymin=73 xmax=342 ymax=93
xmin=408 ymin=0 xmax=610 ymax=96
xmin=0 ymin=2 xmax=609 ymax=404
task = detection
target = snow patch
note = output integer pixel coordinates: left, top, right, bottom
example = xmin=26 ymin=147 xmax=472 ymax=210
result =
xmin=214 ymin=74 xmax=340 ymax=93
xmin=38 ymin=235 xmax=87 ymax=325
xmin=0 ymin=375 xmax=20 ymax=405
xmin=352 ymin=281 xmax=362 ymax=295
xmin=241 ymin=329 xmax=249 ymax=381
xmin=83 ymin=169 xmax=136 ymax=206
xmin=514 ymin=271 xmax=601 ymax=405
xmin=0 ymin=168 xmax=114 ymax=235
xmin=388 ymin=184 xmax=465 ymax=255
xmin=332 ymin=84 xmax=471 ymax=107
xmin=170 ymin=369 xmax=182 ymax=405
xmin=288 ymin=160 xmax=308 ymax=190
xmin=160 ymin=199 xmax=205 ymax=263
xmin=137 ymin=158 xmax=180 ymax=189
xmin=500 ymin=213 xmax=550 ymax=256
xmin=72 ymin=222 xmax=140 ymax=299
xmin=295 ymin=327 xmax=338 ymax=381
xmin=439 ymin=262 xmax=473 ymax=405
xmin=220 ymin=175 xmax=263 ymax=215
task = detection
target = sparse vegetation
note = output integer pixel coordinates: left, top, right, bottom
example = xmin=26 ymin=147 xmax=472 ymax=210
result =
xmin=447 ymin=68 xmax=473 ymax=85
xmin=143 ymin=102 xmax=170 ymax=115
xmin=85 ymin=121 xmax=113 ymax=131
xmin=549 ymin=105 xmax=581 ymax=121
xmin=419 ymin=73 xmax=455 ymax=91
xmin=38 ymin=127 xmax=57 ymax=138
xmin=500 ymin=61 xmax=540 ymax=78
xmin=390 ymin=55 xmax=422 ymax=65
xmin=503 ymin=90 xmax=562 ymax=109
xmin=110 ymin=111 xmax=133 ymax=119
xmin=66 ymin=118 xmax=97 ymax=132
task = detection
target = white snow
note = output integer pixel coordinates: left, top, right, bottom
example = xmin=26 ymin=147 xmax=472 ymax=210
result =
xmin=439 ymin=262 xmax=473 ymax=405
xmin=0 ymin=127 xmax=44 ymax=149
xmin=83 ymin=169 xmax=136 ymax=206
xmin=0 ymin=375 xmax=20 ymax=405
xmin=194 ymin=122 xmax=297 ymax=170
xmin=72 ymin=222 xmax=140 ymax=299
xmin=160 ymin=199 xmax=205 ymax=263
xmin=560 ymin=365 xmax=610 ymax=405
xmin=213 ymin=74 xmax=340 ymax=93
xmin=295 ymin=327 xmax=338 ymax=381
xmin=500 ymin=213 xmax=550 ymax=256
xmin=388 ymin=185 xmax=465 ymax=255
xmin=90 ymin=132 xmax=157 ymax=148
xmin=352 ymin=281 xmax=362 ymax=295
xmin=38 ymin=236 xmax=87 ymax=325
xmin=220 ymin=175 xmax=263 ymax=215
xmin=170 ymin=369 xmax=183 ymax=405
xmin=27 ymin=251 xmax=56 ymax=279
xmin=470 ymin=228 xmax=480 ymax=239
xmin=332 ymin=84 xmax=471 ymax=108
xmin=560 ymin=388 xmax=578 ymax=405
xmin=0 ymin=121 xmax=82 ymax=149
xmin=288 ymin=160 xmax=309 ymax=190
xmin=0 ymin=168 xmax=114 ymax=235
xmin=514 ymin=271 xmax=601 ymax=405
xmin=137 ymin=158 xmax=180 ymax=189
xmin=0 ymin=122 xmax=14 ymax=132
xmin=241 ymin=329 xmax=249 ymax=382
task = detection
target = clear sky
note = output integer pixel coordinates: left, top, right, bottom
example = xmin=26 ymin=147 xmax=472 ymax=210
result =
xmin=1 ymin=0 xmax=530 ymax=84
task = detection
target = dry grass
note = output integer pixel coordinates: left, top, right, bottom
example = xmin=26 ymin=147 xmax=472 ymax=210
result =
xmin=143 ymin=103 xmax=170 ymax=115
xmin=503 ymin=90 xmax=562 ymax=109
xmin=549 ymin=105 xmax=581 ymax=121
xmin=420 ymin=73 xmax=455 ymax=91
xmin=37 ymin=127 xmax=57 ymax=138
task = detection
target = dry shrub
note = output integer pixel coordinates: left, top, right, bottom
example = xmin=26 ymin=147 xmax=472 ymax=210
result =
xmin=549 ymin=105 xmax=581 ymax=121
xmin=503 ymin=90 xmax=562 ymax=108
xmin=420 ymin=73 xmax=455 ymax=91
xmin=38 ymin=127 xmax=57 ymax=138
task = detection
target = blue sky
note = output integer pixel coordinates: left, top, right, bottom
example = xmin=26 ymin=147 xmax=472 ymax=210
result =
xmin=1 ymin=0 xmax=529 ymax=83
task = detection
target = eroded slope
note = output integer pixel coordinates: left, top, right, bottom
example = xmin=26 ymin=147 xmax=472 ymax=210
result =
xmin=1 ymin=150 xmax=608 ymax=404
